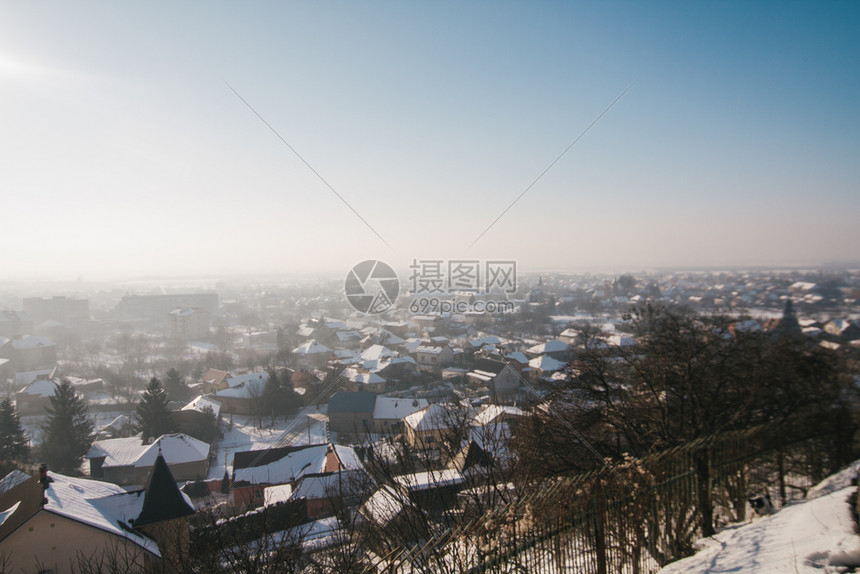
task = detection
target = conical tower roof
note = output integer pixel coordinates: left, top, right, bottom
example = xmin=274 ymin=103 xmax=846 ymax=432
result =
xmin=134 ymin=450 xmax=195 ymax=528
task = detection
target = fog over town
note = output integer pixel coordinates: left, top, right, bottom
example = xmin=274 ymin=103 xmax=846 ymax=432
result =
xmin=1 ymin=2 xmax=859 ymax=573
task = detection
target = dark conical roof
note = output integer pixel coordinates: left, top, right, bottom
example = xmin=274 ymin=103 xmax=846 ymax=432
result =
xmin=134 ymin=452 xmax=195 ymax=528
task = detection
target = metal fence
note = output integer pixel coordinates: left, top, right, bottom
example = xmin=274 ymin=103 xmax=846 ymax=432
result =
xmin=366 ymin=413 xmax=854 ymax=573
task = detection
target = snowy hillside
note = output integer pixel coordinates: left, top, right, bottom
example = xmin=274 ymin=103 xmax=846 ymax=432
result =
xmin=659 ymin=461 xmax=860 ymax=573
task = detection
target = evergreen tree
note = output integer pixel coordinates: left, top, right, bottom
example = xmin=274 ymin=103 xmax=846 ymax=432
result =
xmin=263 ymin=368 xmax=302 ymax=423
xmin=136 ymin=377 xmax=177 ymax=443
xmin=164 ymin=367 xmax=191 ymax=403
xmin=183 ymin=405 xmax=220 ymax=443
xmin=0 ymin=398 xmax=29 ymax=468
xmin=41 ymin=381 xmax=94 ymax=475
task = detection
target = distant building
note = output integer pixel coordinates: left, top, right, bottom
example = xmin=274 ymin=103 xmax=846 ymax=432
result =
xmin=0 ymin=335 xmax=57 ymax=373
xmin=22 ymin=296 xmax=89 ymax=329
xmin=168 ymin=307 xmax=210 ymax=341
xmin=116 ymin=293 xmax=218 ymax=322
xmin=0 ymin=310 xmax=33 ymax=338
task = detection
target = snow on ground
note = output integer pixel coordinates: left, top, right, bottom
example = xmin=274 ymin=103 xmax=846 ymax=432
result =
xmin=207 ymin=409 xmax=329 ymax=480
xmin=659 ymin=461 xmax=860 ymax=574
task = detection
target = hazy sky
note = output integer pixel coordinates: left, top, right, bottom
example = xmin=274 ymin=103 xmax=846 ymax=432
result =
xmin=2 ymin=2 xmax=858 ymax=280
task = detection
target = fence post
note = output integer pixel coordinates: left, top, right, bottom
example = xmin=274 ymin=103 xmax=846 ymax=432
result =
xmin=695 ymin=446 xmax=715 ymax=537
xmin=777 ymin=446 xmax=787 ymax=506
xmin=594 ymin=494 xmax=607 ymax=574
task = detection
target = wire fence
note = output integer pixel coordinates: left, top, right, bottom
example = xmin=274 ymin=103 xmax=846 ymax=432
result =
xmin=366 ymin=412 xmax=855 ymax=573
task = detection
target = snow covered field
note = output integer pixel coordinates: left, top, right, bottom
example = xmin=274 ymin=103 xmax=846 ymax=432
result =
xmin=659 ymin=461 xmax=860 ymax=574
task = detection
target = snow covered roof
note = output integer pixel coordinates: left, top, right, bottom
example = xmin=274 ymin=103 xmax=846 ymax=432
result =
xmin=263 ymin=483 xmax=293 ymax=507
xmin=0 ymin=501 xmax=19 ymax=528
xmin=361 ymin=344 xmax=396 ymax=361
xmin=43 ymin=472 xmax=160 ymax=556
xmin=373 ymin=397 xmax=429 ymax=421
xmin=102 ymin=414 xmax=132 ymax=431
xmin=233 ymin=444 xmax=361 ymax=486
xmin=401 ymin=338 xmax=424 ymax=353
xmin=403 ymin=403 xmax=457 ymax=432
xmin=362 ymin=485 xmax=409 ymax=526
xmin=416 ymin=343 xmax=449 ymax=354
xmin=18 ymin=377 xmax=59 ymax=397
xmin=14 ymin=369 xmax=53 ymax=387
xmin=505 ymin=351 xmax=529 ymax=364
xmin=292 ymin=339 xmax=332 ymax=355
xmin=473 ymin=405 xmax=524 ymax=426
xmin=225 ymin=371 xmax=267 ymax=388
xmin=214 ymin=377 xmax=266 ymax=399
xmin=87 ymin=434 xmax=210 ymax=469
xmin=335 ymin=330 xmax=361 ymax=342
xmin=0 ymin=470 xmax=30 ymax=496
xmin=528 ymin=355 xmax=567 ymax=373
xmin=526 ymin=339 xmax=571 ymax=355
xmin=395 ymin=469 xmax=463 ymax=491
xmin=10 ymin=335 xmax=56 ymax=349
xmin=468 ymin=370 xmax=497 ymax=383
xmin=469 ymin=335 xmax=502 ymax=347
xmin=181 ymin=394 xmax=222 ymax=417
xmin=604 ymin=334 xmax=637 ymax=347
xmin=296 ymin=325 xmax=315 ymax=338
xmin=290 ymin=469 xmax=365 ymax=502
xmin=346 ymin=368 xmax=386 ymax=385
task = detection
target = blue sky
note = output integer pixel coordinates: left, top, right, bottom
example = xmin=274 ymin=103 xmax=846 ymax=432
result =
xmin=1 ymin=1 xmax=858 ymax=280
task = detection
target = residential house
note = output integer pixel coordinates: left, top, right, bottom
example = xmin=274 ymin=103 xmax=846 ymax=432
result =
xmin=14 ymin=373 xmax=59 ymax=415
xmin=327 ymin=391 xmax=377 ymax=434
xmin=525 ymin=339 xmax=572 ymax=360
xmin=198 ymin=368 xmax=230 ymax=394
xmin=466 ymin=359 xmax=521 ymax=401
xmin=87 ymin=433 xmax=210 ymax=486
xmin=345 ymin=368 xmax=387 ymax=393
xmin=292 ymin=339 xmax=333 ymax=366
xmin=173 ymin=395 xmax=222 ymax=436
xmin=288 ymin=469 xmax=368 ymax=520
xmin=0 ymin=453 xmax=194 ymax=573
xmin=403 ymin=403 xmax=470 ymax=449
xmin=230 ymin=443 xmax=362 ymax=508
xmin=213 ymin=374 xmax=267 ymax=415
xmin=415 ymin=341 xmax=454 ymax=370
xmin=372 ymin=396 xmax=429 ymax=434
xmin=528 ymin=355 xmax=567 ymax=378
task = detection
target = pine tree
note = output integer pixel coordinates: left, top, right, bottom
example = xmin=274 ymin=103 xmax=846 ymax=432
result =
xmin=163 ymin=367 xmax=191 ymax=403
xmin=0 ymin=398 xmax=29 ymax=466
xmin=41 ymin=381 xmax=94 ymax=475
xmin=263 ymin=368 xmax=301 ymax=423
xmin=136 ymin=377 xmax=177 ymax=443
